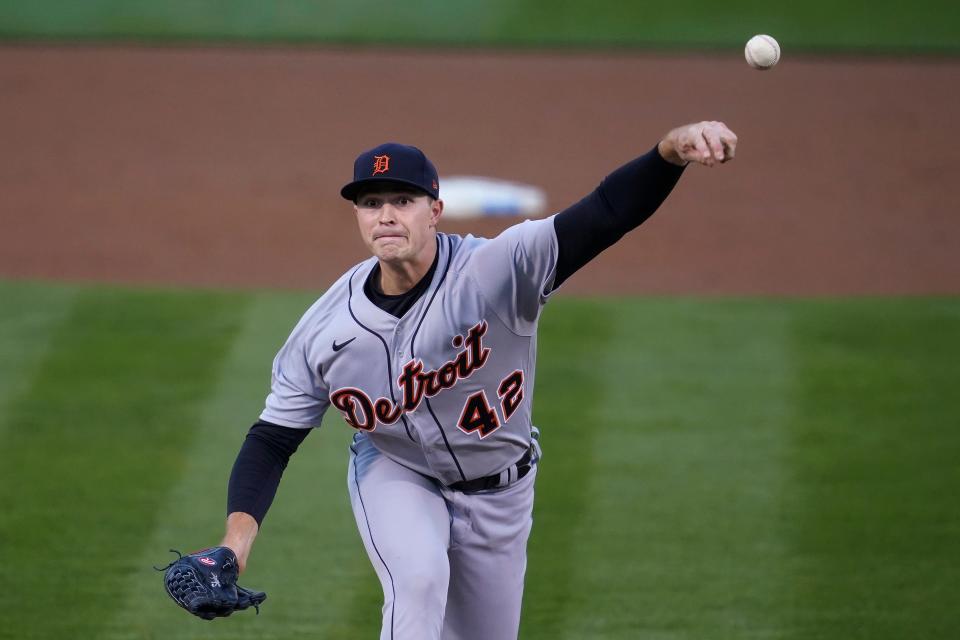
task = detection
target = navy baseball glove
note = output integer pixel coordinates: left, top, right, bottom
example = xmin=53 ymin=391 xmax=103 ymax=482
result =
xmin=156 ymin=547 xmax=266 ymax=620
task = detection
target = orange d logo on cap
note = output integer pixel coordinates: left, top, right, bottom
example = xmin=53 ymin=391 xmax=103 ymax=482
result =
xmin=372 ymin=155 xmax=390 ymax=176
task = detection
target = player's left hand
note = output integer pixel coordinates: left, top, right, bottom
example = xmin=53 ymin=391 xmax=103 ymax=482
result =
xmin=658 ymin=121 xmax=738 ymax=167
xmin=156 ymin=546 xmax=267 ymax=620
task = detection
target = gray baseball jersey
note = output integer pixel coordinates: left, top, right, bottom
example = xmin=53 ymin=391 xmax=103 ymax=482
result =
xmin=260 ymin=217 xmax=558 ymax=484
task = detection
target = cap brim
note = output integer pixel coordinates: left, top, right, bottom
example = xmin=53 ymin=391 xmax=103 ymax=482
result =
xmin=340 ymin=177 xmax=437 ymax=202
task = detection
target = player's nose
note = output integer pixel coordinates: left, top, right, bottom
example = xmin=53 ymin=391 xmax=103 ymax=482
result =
xmin=377 ymin=204 xmax=398 ymax=223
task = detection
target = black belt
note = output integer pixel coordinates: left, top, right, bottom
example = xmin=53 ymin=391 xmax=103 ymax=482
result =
xmin=449 ymin=447 xmax=533 ymax=493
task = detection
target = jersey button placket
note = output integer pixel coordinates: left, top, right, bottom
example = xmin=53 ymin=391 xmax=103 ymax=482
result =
xmin=392 ymin=324 xmax=407 ymax=362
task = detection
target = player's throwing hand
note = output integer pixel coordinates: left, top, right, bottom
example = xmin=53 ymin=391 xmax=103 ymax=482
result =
xmin=658 ymin=121 xmax=737 ymax=167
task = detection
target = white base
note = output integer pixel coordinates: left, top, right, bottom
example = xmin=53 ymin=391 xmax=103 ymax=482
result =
xmin=440 ymin=176 xmax=547 ymax=219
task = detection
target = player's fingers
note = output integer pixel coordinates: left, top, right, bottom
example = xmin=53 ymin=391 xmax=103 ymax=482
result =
xmin=720 ymin=136 xmax=737 ymax=162
xmin=714 ymin=123 xmax=738 ymax=162
xmin=702 ymin=124 xmax=726 ymax=162
xmin=690 ymin=127 xmax=714 ymax=166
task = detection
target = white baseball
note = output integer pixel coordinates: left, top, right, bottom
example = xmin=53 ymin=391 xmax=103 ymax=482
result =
xmin=745 ymin=34 xmax=780 ymax=70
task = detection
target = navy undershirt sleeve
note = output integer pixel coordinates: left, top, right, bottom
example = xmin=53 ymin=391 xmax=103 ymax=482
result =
xmin=552 ymin=145 xmax=686 ymax=289
xmin=227 ymin=420 xmax=310 ymax=526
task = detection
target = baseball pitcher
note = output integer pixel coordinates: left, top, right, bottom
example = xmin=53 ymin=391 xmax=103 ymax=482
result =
xmin=165 ymin=121 xmax=737 ymax=639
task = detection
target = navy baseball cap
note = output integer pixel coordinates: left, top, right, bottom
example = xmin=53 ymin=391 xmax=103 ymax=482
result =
xmin=340 ymin=142 xmax=440 ymax=202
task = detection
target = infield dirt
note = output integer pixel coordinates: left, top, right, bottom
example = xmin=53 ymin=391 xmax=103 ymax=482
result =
xmin=1 ymin=45 xmax=957 ymax=294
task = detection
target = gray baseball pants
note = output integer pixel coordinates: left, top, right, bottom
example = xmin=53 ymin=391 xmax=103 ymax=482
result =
xmin=348 ymin=434 xmax=537 ymax=640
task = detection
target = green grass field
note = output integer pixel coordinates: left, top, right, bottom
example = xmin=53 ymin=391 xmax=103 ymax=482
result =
xmin=0 ymin=279 xmax=957 ymax=639
xmin=1 ymin=0 xmax=959 ymax=53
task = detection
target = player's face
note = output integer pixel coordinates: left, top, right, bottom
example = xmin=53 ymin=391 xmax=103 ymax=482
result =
xmin=354 ymin=188 xmax=443 ymax=266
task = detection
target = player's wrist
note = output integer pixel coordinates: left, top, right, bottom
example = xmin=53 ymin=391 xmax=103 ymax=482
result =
xmin=657 ymin=137 xmax=688 ymax=167
xmin=222 ymin=512 xmax=259 ymax=573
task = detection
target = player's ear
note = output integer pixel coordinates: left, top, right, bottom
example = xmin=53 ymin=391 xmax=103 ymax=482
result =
xmin=430 ymin=198 xmax=444 ymax=227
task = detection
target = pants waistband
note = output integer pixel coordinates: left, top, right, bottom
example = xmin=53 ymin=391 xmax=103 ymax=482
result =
xmin=449 ymin=447 xmax=533 ymax=493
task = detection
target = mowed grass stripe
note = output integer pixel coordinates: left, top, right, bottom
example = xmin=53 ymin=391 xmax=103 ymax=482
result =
xmin=246 ymin=295 xmax=385 ymax=640
xmin=1 ymin=0 xmax=958 ymax=52
xmin=541 ymin=300 xmax=796 ymax=639
xmin=0 ymin=281 xmax=78 ymax=430
xmin=785 ymin=300 xmax=960 ymax=639
xmin=212 ymin=296 xmax=382 ymax=640
xmin=0 ymin=285 xmax=248 ymax=639
xmin=105 ymin=290 xmax=378 ymax=640
xmin=522 ymin=300 xmax=616 ymax=638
